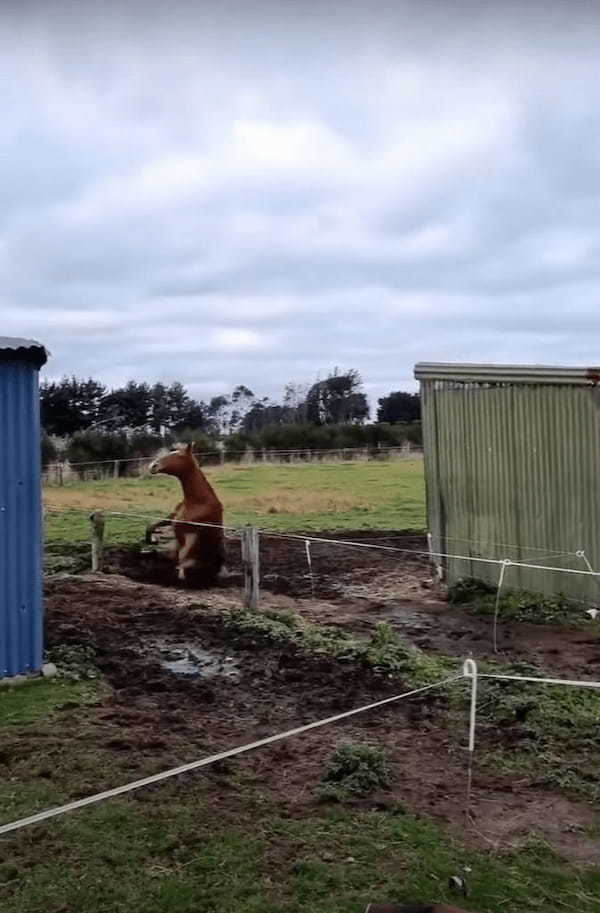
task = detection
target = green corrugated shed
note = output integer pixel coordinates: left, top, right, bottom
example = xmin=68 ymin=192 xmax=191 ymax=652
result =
xmin=414 ymin=362 xmax=600 ymax=602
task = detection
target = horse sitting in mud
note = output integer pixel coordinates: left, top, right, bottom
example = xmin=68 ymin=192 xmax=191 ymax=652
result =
xmin=147 ymin=443 xmax=225 ymax=586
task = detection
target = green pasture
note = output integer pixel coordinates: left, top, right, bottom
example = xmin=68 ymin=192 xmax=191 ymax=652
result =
xmin=44 ymin=459 xmax=426 ymax=544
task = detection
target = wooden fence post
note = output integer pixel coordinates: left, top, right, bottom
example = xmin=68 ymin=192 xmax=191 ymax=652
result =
xmin=241 ymin=525 xmax=260 ymax=610
xmin=113 ymin=459 xmax=120 ymax=479
xmin=90 ymin=512 xmax=105 ymax=572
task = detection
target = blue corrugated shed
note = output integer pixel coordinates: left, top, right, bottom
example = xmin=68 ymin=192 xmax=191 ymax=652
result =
xmin=0 ymin=337 xmax=47 ymax=677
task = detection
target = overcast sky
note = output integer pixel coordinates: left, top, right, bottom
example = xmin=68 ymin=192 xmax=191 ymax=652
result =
xmin=3 ymin=1 xmax=600 ymax=409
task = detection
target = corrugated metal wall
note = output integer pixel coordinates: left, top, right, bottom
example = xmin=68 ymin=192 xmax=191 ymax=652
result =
xmin=0 ymin=361 xmax=44 ymax=676
xmin=420 ymin=378 xmax=600 ymax=601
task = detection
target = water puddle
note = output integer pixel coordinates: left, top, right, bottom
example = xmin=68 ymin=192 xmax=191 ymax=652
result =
xmin=148 ymin=639 xmax=241 ymax=679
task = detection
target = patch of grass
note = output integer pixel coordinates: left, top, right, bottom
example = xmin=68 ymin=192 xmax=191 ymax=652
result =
xmin=0 ymin=677 xmax=100 ymax=727
xmin=45 ymin=509 xmax=151 ymax=546
xmin=321 ymin=743 xmax=391 ymax=795
xmin=362 ymin=622 xmax=453 ymax=684
xmin=1 ymin=792 xmax=599 ymax=912
xmin=475 ymin=669 xmax=600 ymax=801
xmin=43 ymin=460 xmax=426 ymax=544
xmin=220 ymin=609 xmax=456 ymax=687
xmin=448 ymin=577 xmax=595 ymax=626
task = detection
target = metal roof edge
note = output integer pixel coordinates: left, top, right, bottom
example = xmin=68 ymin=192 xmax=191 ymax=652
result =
xmin=413 ymin=362 xmax=600 ymax=386
xmin=0 ymin=337 xmax=49 ymax=369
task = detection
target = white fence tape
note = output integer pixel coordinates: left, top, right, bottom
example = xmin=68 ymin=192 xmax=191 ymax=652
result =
xmin=0 ymin=676 xmax=461 ymax=837
xmin=3 ymin=664 xmax=600 ymax=839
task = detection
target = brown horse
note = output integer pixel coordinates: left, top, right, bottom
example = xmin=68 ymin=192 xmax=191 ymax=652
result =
xmin=147 ymin=443 xmax=225 ymax=585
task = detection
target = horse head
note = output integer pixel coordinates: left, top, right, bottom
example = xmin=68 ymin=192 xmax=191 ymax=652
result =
xmin=149 ymin=442 xmax=196 ymax=477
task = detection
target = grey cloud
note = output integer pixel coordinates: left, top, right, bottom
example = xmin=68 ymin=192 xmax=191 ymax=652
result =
xmin=2 ymin=1 xmax=600 ymax=409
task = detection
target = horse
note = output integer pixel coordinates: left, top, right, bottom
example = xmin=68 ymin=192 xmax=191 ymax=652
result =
xmin=147 ymin=443 xmax=225 ymax=586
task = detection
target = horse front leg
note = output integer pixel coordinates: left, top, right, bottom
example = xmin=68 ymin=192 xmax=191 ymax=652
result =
xmin=176 ymin=532 xmax=198 ymax=582
xmin=146 ymin=503 xmax=183 ymax=544
xmin=145 ymin=517 xmax=173 ymax=544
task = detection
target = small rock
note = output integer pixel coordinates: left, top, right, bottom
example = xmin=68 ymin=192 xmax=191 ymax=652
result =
xmin=322 ymin=851 xmax=335 ymax=862
xmin=41 ymin=663 xmax=58 ymax=679
xmin=448 ymin=875 xmax=468 ymax=896
xmin=345 ymin=856 xmax=356 ymax=864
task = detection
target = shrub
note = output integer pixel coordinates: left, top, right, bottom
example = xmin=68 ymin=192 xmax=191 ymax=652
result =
xmin=174 ymin=429 xmax=218 ymax=452
xmin=66 ymin=431 xmax=132 ymax=474
xmin=128 ymin=431 xmax=170 ymax=458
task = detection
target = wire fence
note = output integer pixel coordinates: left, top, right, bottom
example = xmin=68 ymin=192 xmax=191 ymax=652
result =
xmin=42 ymin=444 xmax=422 ymax=485
xmin=3 ymin=659 xmax=600 ymax=841
xmin=43 ymin=507 xmax=600 ymax=633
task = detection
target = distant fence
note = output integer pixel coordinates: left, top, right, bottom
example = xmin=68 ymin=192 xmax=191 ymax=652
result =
xmin=42 ymin=444 xmax=423 ymax=485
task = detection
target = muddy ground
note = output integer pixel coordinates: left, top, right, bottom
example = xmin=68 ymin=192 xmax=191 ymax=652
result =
xmin=27 ymin=530 xmax=600 ymax=862
xmin=102 ymin=529 xmax=600 ymax=679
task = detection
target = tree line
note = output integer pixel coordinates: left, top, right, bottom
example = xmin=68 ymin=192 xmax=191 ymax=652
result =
xmin=40 ymin=368 xmax=421 ymax=466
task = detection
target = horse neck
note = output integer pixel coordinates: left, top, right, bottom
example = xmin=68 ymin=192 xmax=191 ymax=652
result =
xmin=177 ymin=462 xmax=218 ymax=504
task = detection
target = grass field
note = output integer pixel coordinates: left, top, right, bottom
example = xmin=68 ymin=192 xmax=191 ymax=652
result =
xmin=3 ymin=633 xmax=600 ymax=913
xmin=44 ymin=459 xmax=426 ymax=543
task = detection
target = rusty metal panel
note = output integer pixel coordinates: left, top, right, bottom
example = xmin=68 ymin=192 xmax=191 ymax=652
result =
xmin=417 ymin=366 xmax=600 ymax=603
xmin=0 ymin=357 xmax=45 ymax=677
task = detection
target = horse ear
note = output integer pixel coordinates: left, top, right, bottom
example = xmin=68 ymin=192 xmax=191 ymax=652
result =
xmin=186 ymin=442 xmax=194 ymax=454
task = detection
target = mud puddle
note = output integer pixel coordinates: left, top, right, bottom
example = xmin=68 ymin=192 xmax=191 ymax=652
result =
xmin=147 ymin=637 xmax=241 ymax=680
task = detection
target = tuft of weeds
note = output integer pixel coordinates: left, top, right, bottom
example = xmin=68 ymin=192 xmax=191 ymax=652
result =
xmin=44 ymin=541 xmax=92 ymax=574
xmin=448 ymin=577 xmax=496 ymax=604
xmin=46 ymin=644 xmax=100 ymax=680
xmin=362 ymin=622 xmax=454 ymax=684
xmin=321 ymin=743 xmax=391 ymax=796
xmin=448 ymin=577 xmax=595 ymax=626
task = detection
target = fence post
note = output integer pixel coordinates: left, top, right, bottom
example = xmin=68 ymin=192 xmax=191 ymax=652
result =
xmin=58 ymin=463 xmax=64 ymax=486
xmin=90 ymin=513 xmax=105 ymax=572
xmin=427 ymin=532 xmax=444 ymax=582
xmin=241 ymin=525 xmax=260 ymax=610
xmin=113 ymin=460 xmax=120 ymax=479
